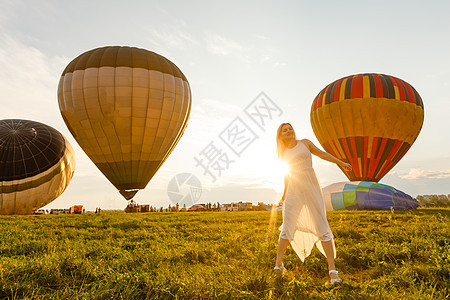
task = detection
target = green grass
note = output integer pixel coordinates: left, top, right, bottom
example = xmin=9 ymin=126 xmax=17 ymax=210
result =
xmin=0 ymin=209 xmax=448 ymax=299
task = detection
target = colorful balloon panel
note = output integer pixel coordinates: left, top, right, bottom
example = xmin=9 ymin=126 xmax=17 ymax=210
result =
xmin=310 ymin=73 xmax=424 ymax=182
xmin=0 ymin=119 xmax=75 ymax=214
xmin=57 ymin=46 xmax=191 ymax=200
xmin=322 ymin=181 xmax=418 ymax=211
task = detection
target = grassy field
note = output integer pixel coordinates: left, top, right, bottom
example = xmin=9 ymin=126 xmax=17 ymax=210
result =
xmin=0 ymin=208 xmax=448 ymax=299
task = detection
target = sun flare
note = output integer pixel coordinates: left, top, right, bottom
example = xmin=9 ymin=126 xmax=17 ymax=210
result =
xmin=269 ymin=159 xmax=290 ymax=179
xmin=244 ymin=149 xmax=290 ymax=192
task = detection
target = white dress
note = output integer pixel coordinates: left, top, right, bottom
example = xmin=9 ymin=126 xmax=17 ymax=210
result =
xmin=279 ymin=140 xmax=336 ymax=262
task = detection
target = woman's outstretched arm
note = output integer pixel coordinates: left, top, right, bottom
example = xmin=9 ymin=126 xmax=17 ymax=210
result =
xmin=302 ymin=139 xmax=352 ymax=171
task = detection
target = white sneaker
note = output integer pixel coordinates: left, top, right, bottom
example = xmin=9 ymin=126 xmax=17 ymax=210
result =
xmin=329 ymin=270 xmax=342 ymax=283
xmin=274 ymin=264 xmax=286 ymax=278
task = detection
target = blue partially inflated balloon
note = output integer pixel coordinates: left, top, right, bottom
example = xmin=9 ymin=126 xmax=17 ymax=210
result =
xmin=322 ymin=181 xmax=418 ymax=211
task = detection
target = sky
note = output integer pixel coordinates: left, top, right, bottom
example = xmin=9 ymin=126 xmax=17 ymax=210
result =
xmin=1 ymin=0 xmax=449 ymax=211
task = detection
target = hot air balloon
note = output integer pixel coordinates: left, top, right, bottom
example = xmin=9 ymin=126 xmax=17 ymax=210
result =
xmin=322 ymin=181 xmax=418 ymax=211
xmin=0 ymin=119 xmax=75 ymax=214
xmin=57 ymin=46 xmax=191 ymax=200
xmin=310 ymin=73 xmax=424 ymax=182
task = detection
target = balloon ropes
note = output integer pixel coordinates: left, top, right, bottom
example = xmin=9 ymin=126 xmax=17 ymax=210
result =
xmin=0 ymin=119 xmax=75 ymax=214
xmin=310 ymin=73 xmax=424 ymax=182
xmin=57 ymin=46 xmax=191 ymax=200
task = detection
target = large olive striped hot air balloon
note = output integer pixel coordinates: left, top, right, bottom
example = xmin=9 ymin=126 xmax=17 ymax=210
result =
xmin=310 ymin=73 xmax=424 ymax=182
xmin=0 ymin=119 xmax=75 ymax=214
xmin=57 ymin=46 xmax=191 ymax=200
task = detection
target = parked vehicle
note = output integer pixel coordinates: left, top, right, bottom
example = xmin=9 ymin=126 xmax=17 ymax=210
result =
xmin=187 ymin=204 xmax=206 ymax=212
xmin=70 ymin=205 xmax=83 ymax=214
xmin=33 ymin=209 xmax=46 ymax=215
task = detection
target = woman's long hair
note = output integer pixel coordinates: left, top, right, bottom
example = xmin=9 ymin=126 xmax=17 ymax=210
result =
xmin=276 ymin=123 xmax=296 ymax=160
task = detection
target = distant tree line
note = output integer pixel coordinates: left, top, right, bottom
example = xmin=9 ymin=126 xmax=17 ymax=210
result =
xmin=416 ymin=194 xmax=450 ymax=208
xmin=125 ymin=201 xmax=270 ymax=213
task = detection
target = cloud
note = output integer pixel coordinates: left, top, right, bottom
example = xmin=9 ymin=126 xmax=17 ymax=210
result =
xmin=255 ymin=35 xmax=271 ymax=40
xmin=148 ymin=27 xmax=197 ymax=49
xmin=144 ymin=20 xmax=198 ymax=56
xmin=0 ymin=1 xmax=21 ymax=26
xmin=0 ymin=32 xmax=69 ymax=125
xmin=205 ymin=32 xmax=244 ymax=56
xmin=272 ymin=62 xmax=287 ymax=68
xmin=400 ymin=168 xmax=450 ymax=180
xmin=204 ymin=31 xmax=286 ymax=67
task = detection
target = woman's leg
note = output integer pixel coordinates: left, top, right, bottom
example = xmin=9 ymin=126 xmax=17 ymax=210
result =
xmin=320 ymin=240 xmax=336 ymax=271
xmin=276 ymin=237 xmax=290 ymax=267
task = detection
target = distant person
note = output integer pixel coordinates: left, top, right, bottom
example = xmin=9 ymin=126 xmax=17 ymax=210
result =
xmin=274 ymin=123 xmax=352 ymax=283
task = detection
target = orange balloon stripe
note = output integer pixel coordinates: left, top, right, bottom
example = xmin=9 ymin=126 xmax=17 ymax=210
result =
xmin=375 ymin=137 xmax=386 ymax=160
xmin=376 ymin=138 xmax=388 ymax=160
xmin=392 ymin=143 xmax=412 ymax=165
xmin=338 ymin=138 xmax=351 ymax=160
xmin=376 ymin=160 xmax=388 ymax=178
xmin=402 ymin=80 xmax=415 ymax=104
xmin=368 ymin=158 xmax=380 ymax=179
xmin=385 ymin=139 xmax=402 ymax=162
xmin=393 ymin=77 xmax=406 ymax=101
xmin=351 ymin=74 xmax=363 ymax=99
xmin=405 ymin=82 xmax=417 ymax=104
xmin=373 ymin=74 xmax=384 ymax=98
xmin=333 ymin=79 xmax=343 ymax=102
xmin=313 ymin=89 xmax=321 ymax=110
xmin=373 ymin=139 xmax=388 ymax=179
xmin=318 ymin=92 xmax=324 ymax=109
xmin=350 ymin=137 xmax=362 ymax=178
xmin=363 ymin=136 xmax=369 ymax=178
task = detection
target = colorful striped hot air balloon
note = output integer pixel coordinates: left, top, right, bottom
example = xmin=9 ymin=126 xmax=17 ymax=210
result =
xmin=57 ymin=46 xmax=191 ymax=200
xmin=0 ymin=119 xmax=75 ymax=214
xmin=310 ymin=73 xmax=424 ymax=182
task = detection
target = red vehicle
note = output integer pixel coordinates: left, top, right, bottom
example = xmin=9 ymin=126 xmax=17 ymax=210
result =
xmin=70 ymin=205 xmax=83 ymax=214
xmin=187 ymin=204 xmax=206 ymax=212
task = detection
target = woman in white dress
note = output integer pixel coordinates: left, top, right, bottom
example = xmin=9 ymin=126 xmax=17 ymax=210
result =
xmin=275 ymin=123 xmax=352 ymax=283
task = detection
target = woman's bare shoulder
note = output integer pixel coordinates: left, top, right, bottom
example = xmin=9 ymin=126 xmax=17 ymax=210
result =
xmin=300 ymin=138 xmax=312 ymax=145
xmin=299 ymin=139 xmax=318 ymax=151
